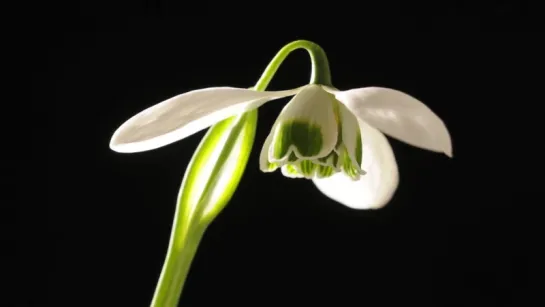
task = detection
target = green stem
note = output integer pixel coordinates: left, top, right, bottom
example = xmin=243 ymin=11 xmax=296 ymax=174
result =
xmin=150 ymin=225 xmax=205 ymax=307
xmin=150 ymin=40 xmax=330 ymax=307
xmin=254 ymin=39 xmax=333 ymax=88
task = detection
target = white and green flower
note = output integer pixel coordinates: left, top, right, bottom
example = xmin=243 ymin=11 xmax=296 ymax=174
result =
xmin=110 ymin=83 xmax=452 ymax=210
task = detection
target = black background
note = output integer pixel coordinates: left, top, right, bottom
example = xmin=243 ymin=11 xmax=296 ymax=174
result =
xmin=39 ymin=3 xmax=541 ymax=307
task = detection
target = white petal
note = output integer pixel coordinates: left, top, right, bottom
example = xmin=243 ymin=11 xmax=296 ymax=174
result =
xmin=110 ymin=87 xmax=300 ymax=153
xmin=268 ymin=85 xmax=338 ymax=161
xmin=336 ymin=87 xmax=453 ymax=157
xmin=259 ymin=129 xmax=278 ymax=172
xmin=312 ymin=120 xmax=399 ymax=209
xmin=337 ymin=102 xmax=365 ymax=175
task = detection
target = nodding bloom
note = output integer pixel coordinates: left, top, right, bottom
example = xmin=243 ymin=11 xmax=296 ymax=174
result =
xmin=110 ymin=82 xmax=452 ymax=210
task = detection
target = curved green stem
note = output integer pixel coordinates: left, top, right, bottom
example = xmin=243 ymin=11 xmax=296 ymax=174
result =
xmin=151 ymin=40 xmax=330 ymax=307
xmin=255 ymin=40 xmax=332 ymax=88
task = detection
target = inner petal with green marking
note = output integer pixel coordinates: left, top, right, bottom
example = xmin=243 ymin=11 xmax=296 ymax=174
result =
xmin=259 ymin=84 xmax=366 ymax=180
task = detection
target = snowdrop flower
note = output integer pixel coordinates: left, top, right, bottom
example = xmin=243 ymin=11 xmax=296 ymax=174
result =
xmin=110 ymin=82 xmax=452 ymax=209
xmin=111 ymin=40 xmax=453 ymax=307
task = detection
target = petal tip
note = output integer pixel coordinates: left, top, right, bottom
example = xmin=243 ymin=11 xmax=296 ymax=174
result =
xmin=108 ymin=134 xmax=121 ymax=152
xmin=108 ymin=140 xmax=129 ymax=153
xmin=443 ymin=139 xmax=453 ymax=158
xmin=108 ymin=132 xmax=141 ymax=153
xmin=108 ymin=130 xmax=128 ymax=153
xmin=340 ymin=199 xmax=390 ymax=210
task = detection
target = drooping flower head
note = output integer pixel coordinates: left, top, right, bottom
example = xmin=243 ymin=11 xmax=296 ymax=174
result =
xmin=111 ymin=82 xmax=451 ymax=210
xmin=110 ymin=40 xmax=452 ymax=210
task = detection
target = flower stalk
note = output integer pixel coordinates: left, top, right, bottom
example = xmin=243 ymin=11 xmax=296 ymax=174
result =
xmin=150 ymin=40 xmax=332 ymax=307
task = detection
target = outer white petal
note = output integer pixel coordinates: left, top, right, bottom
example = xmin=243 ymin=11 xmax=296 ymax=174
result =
xmin=337 ymin=102 xmax=365 ymax=175
xmin=335 ymin=87 xmax=453 ymax=157
xmin=312 ymin=120 xmax=399 ymax=209
xmin=259 ymin=129 xmax=278 ymax=172
xmin=110 ymin=87 xmax=300 ymax=153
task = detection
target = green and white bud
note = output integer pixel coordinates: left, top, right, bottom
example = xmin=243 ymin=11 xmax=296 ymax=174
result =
xmin=259 ymin=85 xmax=366 ymax=180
